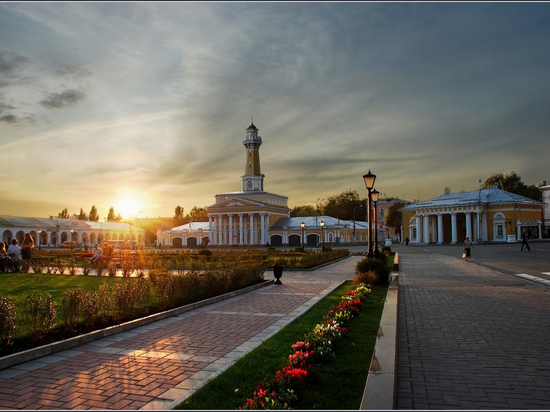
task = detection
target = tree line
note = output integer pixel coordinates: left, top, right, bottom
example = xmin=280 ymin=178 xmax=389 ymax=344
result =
xmin=56 ymin=206 xmax=123 ymax=222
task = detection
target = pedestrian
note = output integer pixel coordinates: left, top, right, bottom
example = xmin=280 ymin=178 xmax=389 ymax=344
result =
xmin=21 ymin=233 xmax=34 ymax=261
xmin=521 ymin=232 xmax=531 ymax=252
xmin=463 ymin=236 xmax=473 ymax=261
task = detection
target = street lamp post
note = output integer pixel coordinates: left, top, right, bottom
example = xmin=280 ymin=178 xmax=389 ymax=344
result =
xmin=300 ymin=222 xmax=305 ymax=252
xmin=372 ymin=189 xmax=380 ymax=258
xmin=319 ymin=220 xmax=325 ymax=251
xmin=70 ymin=229 xmax=74 ymax=250
xmin=363 ymin=170 xmax=376 ymax=258
xmin=38 ymin=230 xmax=42 ymax=251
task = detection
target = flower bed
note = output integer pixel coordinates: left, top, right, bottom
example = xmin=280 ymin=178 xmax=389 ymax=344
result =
xmin=239 ymin=284 xmax=372 ymax=410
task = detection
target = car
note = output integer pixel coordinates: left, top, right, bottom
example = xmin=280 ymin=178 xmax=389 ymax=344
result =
xmin=62 ymin=241 xmax=77 ymax=248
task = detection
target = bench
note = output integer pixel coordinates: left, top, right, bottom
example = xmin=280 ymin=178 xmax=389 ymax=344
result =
xmin=393 ymin=252 xmax=399 ymax=271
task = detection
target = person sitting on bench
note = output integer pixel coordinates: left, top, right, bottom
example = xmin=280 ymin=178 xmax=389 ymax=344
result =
xmin=90 ymin=243 xmax=102 ymax=264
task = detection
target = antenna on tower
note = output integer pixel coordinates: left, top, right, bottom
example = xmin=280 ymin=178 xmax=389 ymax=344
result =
xmin=251 ymin=116 xmax=254 ymax=125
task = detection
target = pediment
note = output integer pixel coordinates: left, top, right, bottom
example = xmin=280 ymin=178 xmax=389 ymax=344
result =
xmin=208 ymin=197 xmax=267 ymax=210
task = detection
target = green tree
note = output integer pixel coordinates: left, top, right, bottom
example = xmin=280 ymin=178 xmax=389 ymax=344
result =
xmin=89 ymin=205 xmax=99 ymax=222
xmin=323 ymin=190 xmax=366 ymax=221
xmin=57 ymin=208 xmax=69 ymax=219
xmin=290 ymin=205 xmax=316 ymax=217
xmin=107 ymin=207 xmax=117 ymax=222
xmin=483 ymin=171 xmax=542 ymax=201
xmin=174 ymin=205 xmax=185 ymax=226
xmin=385 ymin=202 xmax=405 ymax=232
xmin=188 ymin=206 xmax=208 ymax=222
xmin=77 ymin=208 xmax=88 ymax=220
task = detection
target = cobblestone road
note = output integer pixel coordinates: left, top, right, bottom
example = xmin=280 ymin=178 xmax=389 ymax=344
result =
xmin=396 ymin=251 xmax=550 ymax=409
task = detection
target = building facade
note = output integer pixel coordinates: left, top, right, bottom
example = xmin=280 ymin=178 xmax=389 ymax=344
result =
xmin=0 ymin=216 xmax=145 ymax=248
xmin=158 ymin=122 xmax=291 ymax=248
xmin=402 ymin=186 xmax=544 ymax=244
xmin=540 ymin=181 xmax=550 ymax=236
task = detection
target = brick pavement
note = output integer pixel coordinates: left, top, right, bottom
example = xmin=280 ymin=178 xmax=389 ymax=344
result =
xmin=396 ymin=252 xmax=550 ymax=409
xmin=0 ymin=256 xmax=360 ymax=410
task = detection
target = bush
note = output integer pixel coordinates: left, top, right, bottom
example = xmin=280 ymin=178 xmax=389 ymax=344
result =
xmin=199 ymin=249 xmax=212 ymax=256
xmin=355 ymin=257 xmax=390 ymax=284
xmin=353 ymin=270 xmax=378 ymax=286
xmin=22 ymin=293 xmax=58 ymax=342
xmin=0 ymin=297 xmax=17 ymax=347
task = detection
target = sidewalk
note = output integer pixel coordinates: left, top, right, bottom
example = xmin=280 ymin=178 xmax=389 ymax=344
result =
xmin=396 ymin=249 xmax=550 ymax=409
xmin=0 ymin=257 xmax=361 ymax=410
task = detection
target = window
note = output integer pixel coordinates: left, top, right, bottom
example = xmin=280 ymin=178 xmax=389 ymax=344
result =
xmin=412 ymin=227 xmax=417 ymax=241
xmin=497 ymin=224 xmax=503 ymax=238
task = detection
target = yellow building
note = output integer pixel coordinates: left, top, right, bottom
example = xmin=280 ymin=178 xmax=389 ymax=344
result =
xmin=402 ymin=186 xmax=544 ymax=244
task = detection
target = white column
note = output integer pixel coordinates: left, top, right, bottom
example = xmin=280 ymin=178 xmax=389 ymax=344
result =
xmin=229 ymin=214 xmax=233 ymax=245
xmin=416 ymin=215 xmax=422 ymax=243
xmin=208 ymin=216 xmax=213 ymax=245
xmin=451 ymin=213 xmax=458 ymax=244
xmin=218 ymin=214 xmax=223 ymax=245
xmin=465 ymin=212 xmax=472 ymax=239
xmin=260 ymin=213 xmax=266 ymax=245
xmin=516 ymin=221 xmax=521 ymax=241
xmin=239 ymin=214 xmax=244 ymax=245
xmin=423 ymin=214 xmax=430 ymax=243
xmin=249 ymin=214 xmax=255 ymax=245
xmin=437 ymin=214 xmax=444 ymax=244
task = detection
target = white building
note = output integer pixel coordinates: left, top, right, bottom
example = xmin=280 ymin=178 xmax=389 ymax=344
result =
xmin=0 ymin=215 xmax=145 ymax=248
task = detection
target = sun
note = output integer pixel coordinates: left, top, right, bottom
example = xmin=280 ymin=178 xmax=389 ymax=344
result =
xmin=114 ymin=189 xmax=143 ymax=220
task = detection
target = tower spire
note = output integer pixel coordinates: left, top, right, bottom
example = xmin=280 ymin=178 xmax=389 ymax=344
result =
xmin=242 ymin=121 xmax=264 ymax=192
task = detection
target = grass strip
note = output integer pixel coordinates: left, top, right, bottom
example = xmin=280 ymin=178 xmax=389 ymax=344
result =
xmin=176 ymin=281 xmax=388 ymax=410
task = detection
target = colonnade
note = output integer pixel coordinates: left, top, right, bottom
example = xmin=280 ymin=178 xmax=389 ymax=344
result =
xmin=412 ymin=209 xmax=486 ymax=244
xmin=209 ymin=212 xmax=270 ymax=246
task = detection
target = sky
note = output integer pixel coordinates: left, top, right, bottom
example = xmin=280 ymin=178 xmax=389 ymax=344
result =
xmin=1 ymin=2 xmax=549 ymax=220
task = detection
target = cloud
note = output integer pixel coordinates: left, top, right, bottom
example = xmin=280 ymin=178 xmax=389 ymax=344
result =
xmin=40 ymin=89 xmax=85 ymax=109
xmin=0 ymin=51 xmax=31 ymax=87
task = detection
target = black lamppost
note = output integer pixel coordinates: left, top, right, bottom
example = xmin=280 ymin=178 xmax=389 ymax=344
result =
xmin=38 ymin=230 xmax=42 ymax=251
xmin=70 ymin=229 xmax=74 ymax=250
xmin=372 ymin=189 xmax=380 ymax=258
xmin=319 ymin=220 xmax=325 ymax=251
xmin=363 ymin=170 xmax=376 ymax=257
xmin=300 ymin=222 xmax=305 ymax=251
xmin=353 ymin=204 xmax=363 ymax=245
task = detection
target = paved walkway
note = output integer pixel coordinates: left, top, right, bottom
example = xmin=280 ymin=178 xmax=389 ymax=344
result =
xmin=396 ymin=249 xmax=550 ymax=409
xmin=0 ymin=257 xmax=361 ymax=410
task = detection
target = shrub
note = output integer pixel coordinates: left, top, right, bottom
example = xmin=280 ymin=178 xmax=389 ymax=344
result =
xmin=22 ymin=293 xmax=58 ymax=341
xmin=0 ymin=297 xmax=17 ymax=347
xmin=353 ymin=270 xmax=378 ymax=286
xmin=199 ymin=249 xmax=212 ymax=256
xmin=62 ymin=289 xmax=84 ymax=331
xmin=355 ymin=257 xmax=390 ymax=284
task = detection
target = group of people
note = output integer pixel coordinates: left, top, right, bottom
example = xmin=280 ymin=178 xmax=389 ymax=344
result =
xmin=0 ymin=233 xmax=35 ymax=272
xmin=463 ymin=231 xmax=532 ymax=261
xmin=79 ymin=241 xmax=115 ymax=265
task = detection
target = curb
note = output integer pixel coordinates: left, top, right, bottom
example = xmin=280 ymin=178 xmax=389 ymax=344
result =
xmin=0 ymin=279 xmax=274 ymax=371
xmin=360 ymin=270 xmax=399 ymax=410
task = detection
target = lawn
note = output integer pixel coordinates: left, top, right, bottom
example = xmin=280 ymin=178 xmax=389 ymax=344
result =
xmin=176 ymin=280 xmax=389 ymax=410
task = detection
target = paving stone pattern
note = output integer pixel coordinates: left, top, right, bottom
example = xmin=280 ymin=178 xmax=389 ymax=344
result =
xmin=0 ymin=256 xmax=360 ymax=410
xmin=397 ymin=254 xmax=550 ymax=410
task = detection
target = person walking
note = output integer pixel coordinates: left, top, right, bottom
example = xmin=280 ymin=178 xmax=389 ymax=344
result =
xmin=463 ymin=236 xmax=474 ymax=261
xmin=521 ymin=232 xmax=531 ymax=252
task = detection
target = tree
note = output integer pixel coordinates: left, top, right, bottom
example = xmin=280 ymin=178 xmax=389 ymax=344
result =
xmin=89 ymin=205 xmax=99 ymax=222
xmin=58 ymin=208 xmax=69 ymax=219
xmin=385 ymin=202 xmax=405 ymax=232
xmin=483 ymin=171 xmax=542 ymax=201
xmin=188 ymin=206 xmax=208 ymax=222
xmin=323 ymin=190 xmax=367 ymax=221
xmin=107 ymin=207 xmax=117 ymax=222
xmin=174 ymin=205 xmax=185 ymax=226
xmin=290 ymin=205 xmax=316 ymax=217
xmin=77 ymin=208 xmax=88 ymax=220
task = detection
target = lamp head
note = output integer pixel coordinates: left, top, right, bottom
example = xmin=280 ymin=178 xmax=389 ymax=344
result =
xmin=363 ymin=169 xmax=376 ymax=190
xmin=320 ymin=220 xmax=325 ymax=227
xmin=300 ymin=222 xmax=305 ymax=228
xmin=371 ymin=189 xmax=380 ymax=203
